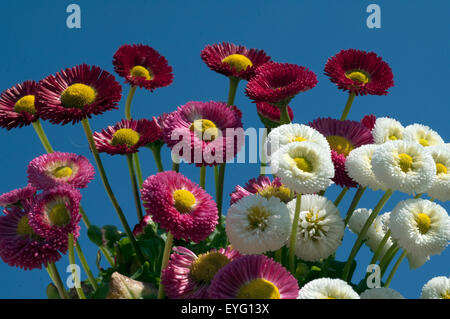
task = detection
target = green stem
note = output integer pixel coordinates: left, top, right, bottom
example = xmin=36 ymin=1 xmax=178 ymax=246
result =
xmin=333 ymin=187 xmax=348 ymax=206
xmin=369 ymin=230 xmax=392 ymax=266
xmin=200 ymin=166 xmax=206 ymax=189
xmin=340 ymin=91 xmax=356 ymax=121
xmin=81 ymin=118 xmax=145 ymax=265
xmin=379 ymin=243 xmax=399 ymax=277
xmin=68 ymin=233 xmax=86 ymax=299
xmin=217 ymin=163 xmax=226 ymax=221
xmin=149 ymin=144 xmax=164 ymax=172
xmin=275 ymin=248 xmax=282 ymax=263
xmin=133 ymin=153 xmax=144 ymax=188
xmin=46 ymin=263 xmax=69 ymax=299
xmin=279 ymin=104 xmax=291 ymax=125
xmin=342 ymin=189 xmax=393 ymax=281
xmin=289 ymin=194 xmax=302 ymax=273
xmin=124 ymin=86 xmax=137 ymax=120
xmin=414 ymin=193 xmax=422 ymax=199
xmin=344 ymin=186 xmax=366 ymax=226
xmin=126 ymin=154 xmax=144 ymax=221
xmin=32 ymin=120 xmax=54 ymax=153
xmin=384 ymin=250 xmax=407 ymax=287
xmin=172 ymin=161 xmax=179 ymax=172
xmin=75 ymin=241 xmax=98 ymax=291
xmin=227 ymin=77 xmax=240 ymax=106
xmin=157 ymin=232 xmax=174 ymax=299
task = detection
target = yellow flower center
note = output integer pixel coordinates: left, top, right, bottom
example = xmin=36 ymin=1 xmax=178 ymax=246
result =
xmin=189 ymin=119 xmax=219 ymax=141
xmin=416 ymin=213 xmax=431 ymax=234
xmin=221 ymin=54 xmax=253 ymax=72
xmin=60 ymin=83 xmax=97 ymax=109
xmin=247 ymin=206 xmax=270 ymax=231
xmin=436 ymin=163 xmax=447 ymax=175
xmin=442 ymin=291 xmax=450 ymax=299
xmin=130 ymin=65 xmax=153 ymax=80
xmin=237 ymin=278 xmax=281 ymax=299
xmin=111 ymin=128 xmax=141 ymax=147
xmin=14 ymin=95 xmax=36 ymax=114
xmin=290 ymin=136 xmax=307 ymax=143
xmin=173 ymin=189 xmax=196 ymax=214
xmin=48 ymin=203 xmax=71 ymax=226
xmin=258 ymin=185 xmax=292 ymax=203
xmin=418 ymin=138 xmax=429 ymax=147
xmin=389 ymin=135 xmax=398 ymax=141
xmin=190 ymin=252 xmax=231 ymax=283
xmin=345 ymin=70 xmax=370 ymax=84
xmin=52 ymin=166 xmax=73 ymax=178
xmin=17 ymin=216 xmax=35 ymax=236
xmin=398 ymin=153 xmax=413 ymax=173
xmin=326 ymin=297 xmax=337 ymax=299
xmin=293 ymin=157 xmax=313 ymax=173
xmin=326 ymin=135 xmax=354 ymax=157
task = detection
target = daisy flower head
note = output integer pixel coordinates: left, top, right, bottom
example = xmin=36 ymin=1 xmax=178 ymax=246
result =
xmin=93 ymin=118 xmax=160 ymax=155
xmin=0 ymin=207 xmax=62 ymax=270
xmin=230 ymin=175 xmax=292 ymax=205
xmin=324 ymin=49 xmax=394 ymax=96
xmin=270 ymin=141 xmax=334 ymax=194
xmin=256 ymin=102 xmax=294 ymax=128
xmin=141 ymin=171 xmax=218 ymax=242
xmin=420 ymin=276 xmax=450 ymax=299
xmin=208 ymin=255 xmax=299 ymax=299
xmin=360 ymin=287 xmax=404 ymax=299
xmin=162 ymin=101 xmax=243 ymax=166
xmin=297 ymin=278 xmax=360 ymax=299
xmin=371 ymin=140 xmax=436 ymax=194
xmin=201 ymin=42 xmax=271 ymax=81
xmin=226 ymin=194 xmax=292 ymax=254
xmin=361 ymin=114 xmax=377 ymax=131
xmin=404 ymin=124 xmax=444 ymax=147
xmin=309 ymin=117 xmax=373 ymax=188
xmin=132 ymin=215 xmax=154 ymax=237
xmin=27 ymin=152 xmax=95 ymax=190
xmin=161 ymin=246 xmax=241 ymax=299
xmin=366 ymin=212 xmax=394 ymax=260
xmin=425 ymin=146 xmax=450 ymax=201
xmin=0 ymin=80 xmax=39 ymax=130
xmin=36 ymin=64 xmax=122 ymax=125
xmin=372 ymin=117 xmax=404 ymax=144
xmin=0 ymin=184 xmax=37 ymax=213
xmin=245 ymin=62 xmax=318 ymax=105
xmin=286 ymin=194 xmax=344 ymax=261
xmin=113 ymin=44 xmax=173 ymax=91
xmin=347 ymin=208 xmax=371 ymax=235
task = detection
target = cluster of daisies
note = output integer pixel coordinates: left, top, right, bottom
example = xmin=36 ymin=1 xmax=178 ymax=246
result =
xmin=0 ymin=41 xmax=449 ymax=300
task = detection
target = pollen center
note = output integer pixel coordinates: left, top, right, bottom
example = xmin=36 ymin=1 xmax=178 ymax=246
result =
xmin=14 ymin=95 xmax=36 ymax=114
xmin=173 ymin=189 xmax=196 ymax=214
xmin=48 ymin=203 xmax=71 ymax=227
xmin=442 ymin=291 xmax=450 ymax=299
xmin=299 ymin=209 xmax=329 ymax=240
xmin=61 ymin=83 xmax=97 ymax=109
xmin=221 ymin=54 xmax=253 ymax=72
xmin=436 ymin=163 xmax=447 ymax=175
xmin=111 ymin=128 xmax=141 ymax=147
xmin=290 ymin=136 xmax=307 ymax=143
xmin=52 ymin=166 xmax=73 ymax=178
xmin=419 ymin=138 xmax=429 ymax=147
xmin=130 ymin=65 xmax=153 ymax=80
xmin=326 ymin=135 xmax=354 ymax=157
xmin=389 ymin=135 xmax=398 ymax=141
xmin=293 ymin=157 xmax=313 ymax=173
xmin=190 ymin=119 xmax=219 ymax=141
xmin=258 ymin=185 xmax=292 ymax=203
xmin=416 ymin=213 xmax=431 ymax=234
xmin=398 ymin=153 xmax=413 ymax=173
xmin=190 ymin=252 xmax=231 ymax=283
xmin=237 ymin=278 xmax=281 ymax=299
xmin=345 ymin=70 xmax=370 ymax=84
xmin=247 ymin=206 xmax=270 ymax=231
xmin=17 ymin=216 xmax=35 ymax=236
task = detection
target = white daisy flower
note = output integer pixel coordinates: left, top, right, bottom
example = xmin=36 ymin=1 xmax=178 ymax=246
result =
xmin=389 ymin=199 xmax=450 ymax=265
xmin=406 ymin=251 xmax=430 ymax=270
xmin=425 ymin=146 xmax=450 ymax=202
xmin=225 ymin=194 xmax=292 ymax=254
xmin=403 ymin=123 xmax=445 ymax=147
xmin=345 ymin=144 xmax=386 ymax=191
xmin=420 ymin=276 xmax=450 ymax=299
xmin=360 ymin=287 xmax=404 ymax=299
xmin=372 ymin=117 xmax=404 ymax=144
xmin=269 ymin=141 xmax=334 ymax=194
xmin=286 ymin=194 xmax=344 ymax=261
xmin=265 ymin=123 xmax=331 ymax=158
xmin=297 ymin=278 xmax=360 ymax=299
xmin=347 ymin=208 xmax=371 ymax=235
xmin=371 ymin=140 xmax=436 ymax=195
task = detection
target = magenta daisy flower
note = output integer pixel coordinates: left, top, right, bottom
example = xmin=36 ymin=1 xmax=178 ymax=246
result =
xmin=361 ymin=114 xmax=377 ymax=131
xmin=0 ymin=207 xmax=62 ymax=270
xmin=230 ymin=175 xmax=292 ymax=205
xmin=309 ymin=117 xmax=374 ymax=188
xmin=36 ymin=64 xmax=122 ymax=125
xmin=201 ymin=42 xmax=270 ymax=81
xmin=93 ymin=118 xmax=160 ymax=155
xmin=28 ymin=186 xmax=82 ymax=252
xmin=27 ymin=152 xmax=95 ymax=190
xmin=245 ymin=62 xmax=318 ymax=105
xmin=0 ymin=184 xmax=37 ymax=214
xmin=256 ymin=102 xmax=294 ymax=128
xmin=208 ymin=255 xmax=299 ymax=299
xmin=132 ymin=215 xmax=153 ymax=237
xmin=163 ymin=101 xmax=243 ymax=167
xmin=161 ymin=246 xmax=241 ymax=299
xmin=113 ymin=44 xmax=173 ymax=91
xmin=0 ymin=80 xmax=39 ymax=130
xmin=141 ymin=171 xmax=218 ymax=242
xmin=324 ymin=49 xmax=394 ymax=96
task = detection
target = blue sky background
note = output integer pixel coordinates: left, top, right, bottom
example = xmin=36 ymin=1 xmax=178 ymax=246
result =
xmin=0 ymin=0 xmax=449 ymax=298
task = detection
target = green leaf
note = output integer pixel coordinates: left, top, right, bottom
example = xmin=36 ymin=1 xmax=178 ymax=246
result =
xmin=102 ymin=225 xmax=126 ymax=251
xmin=87 ymin=225 xmax=103 ymax=246
xmin=46 ymin=283 xmax=60 ymax=299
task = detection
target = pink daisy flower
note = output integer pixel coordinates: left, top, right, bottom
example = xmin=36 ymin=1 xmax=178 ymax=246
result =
xmin=256 ymin=102 xmax=294 ymax=128
xmin=324 ymin=49 xmax=394 ymax=96
xmin=36 ymin=64 xmax=122 ymax=125
xmin=132 ymin=215 xmax=153 ymax=237
xmin=161 ymin=246 xmax=241 ymax=299
xmin=93 ymin=118 xmax=160 ymax=155
xmin=27 ymin=152 xmax=95 ymax=190
xmin=113 ymin=44 xmax=173 ymax=91
xmin=309 ymin=117 xmax=374 ymax=188
xmin=200 ymin=42 xmax=271 ymax=80
xmin=208 ymin=255 xmax=299 ymax=299
xmin=230 ymin=175 xmax=292 ymax=205
xmin=0 ymin=184 xmax=37 ymax=214
xmin=245 ymin=62 xmax=318 ymax=105
xmin=141 ymin=171 xmax=218 ymax=242
xmin=0 ymin=80 xmax=39 ymax=130
xmin=361 ymin=114 xmax=377 ymax=131
xmin=162 ymin=101 xmax=243 ymax=167
xmin=0 ymin=207 xmax=62 ymax=270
